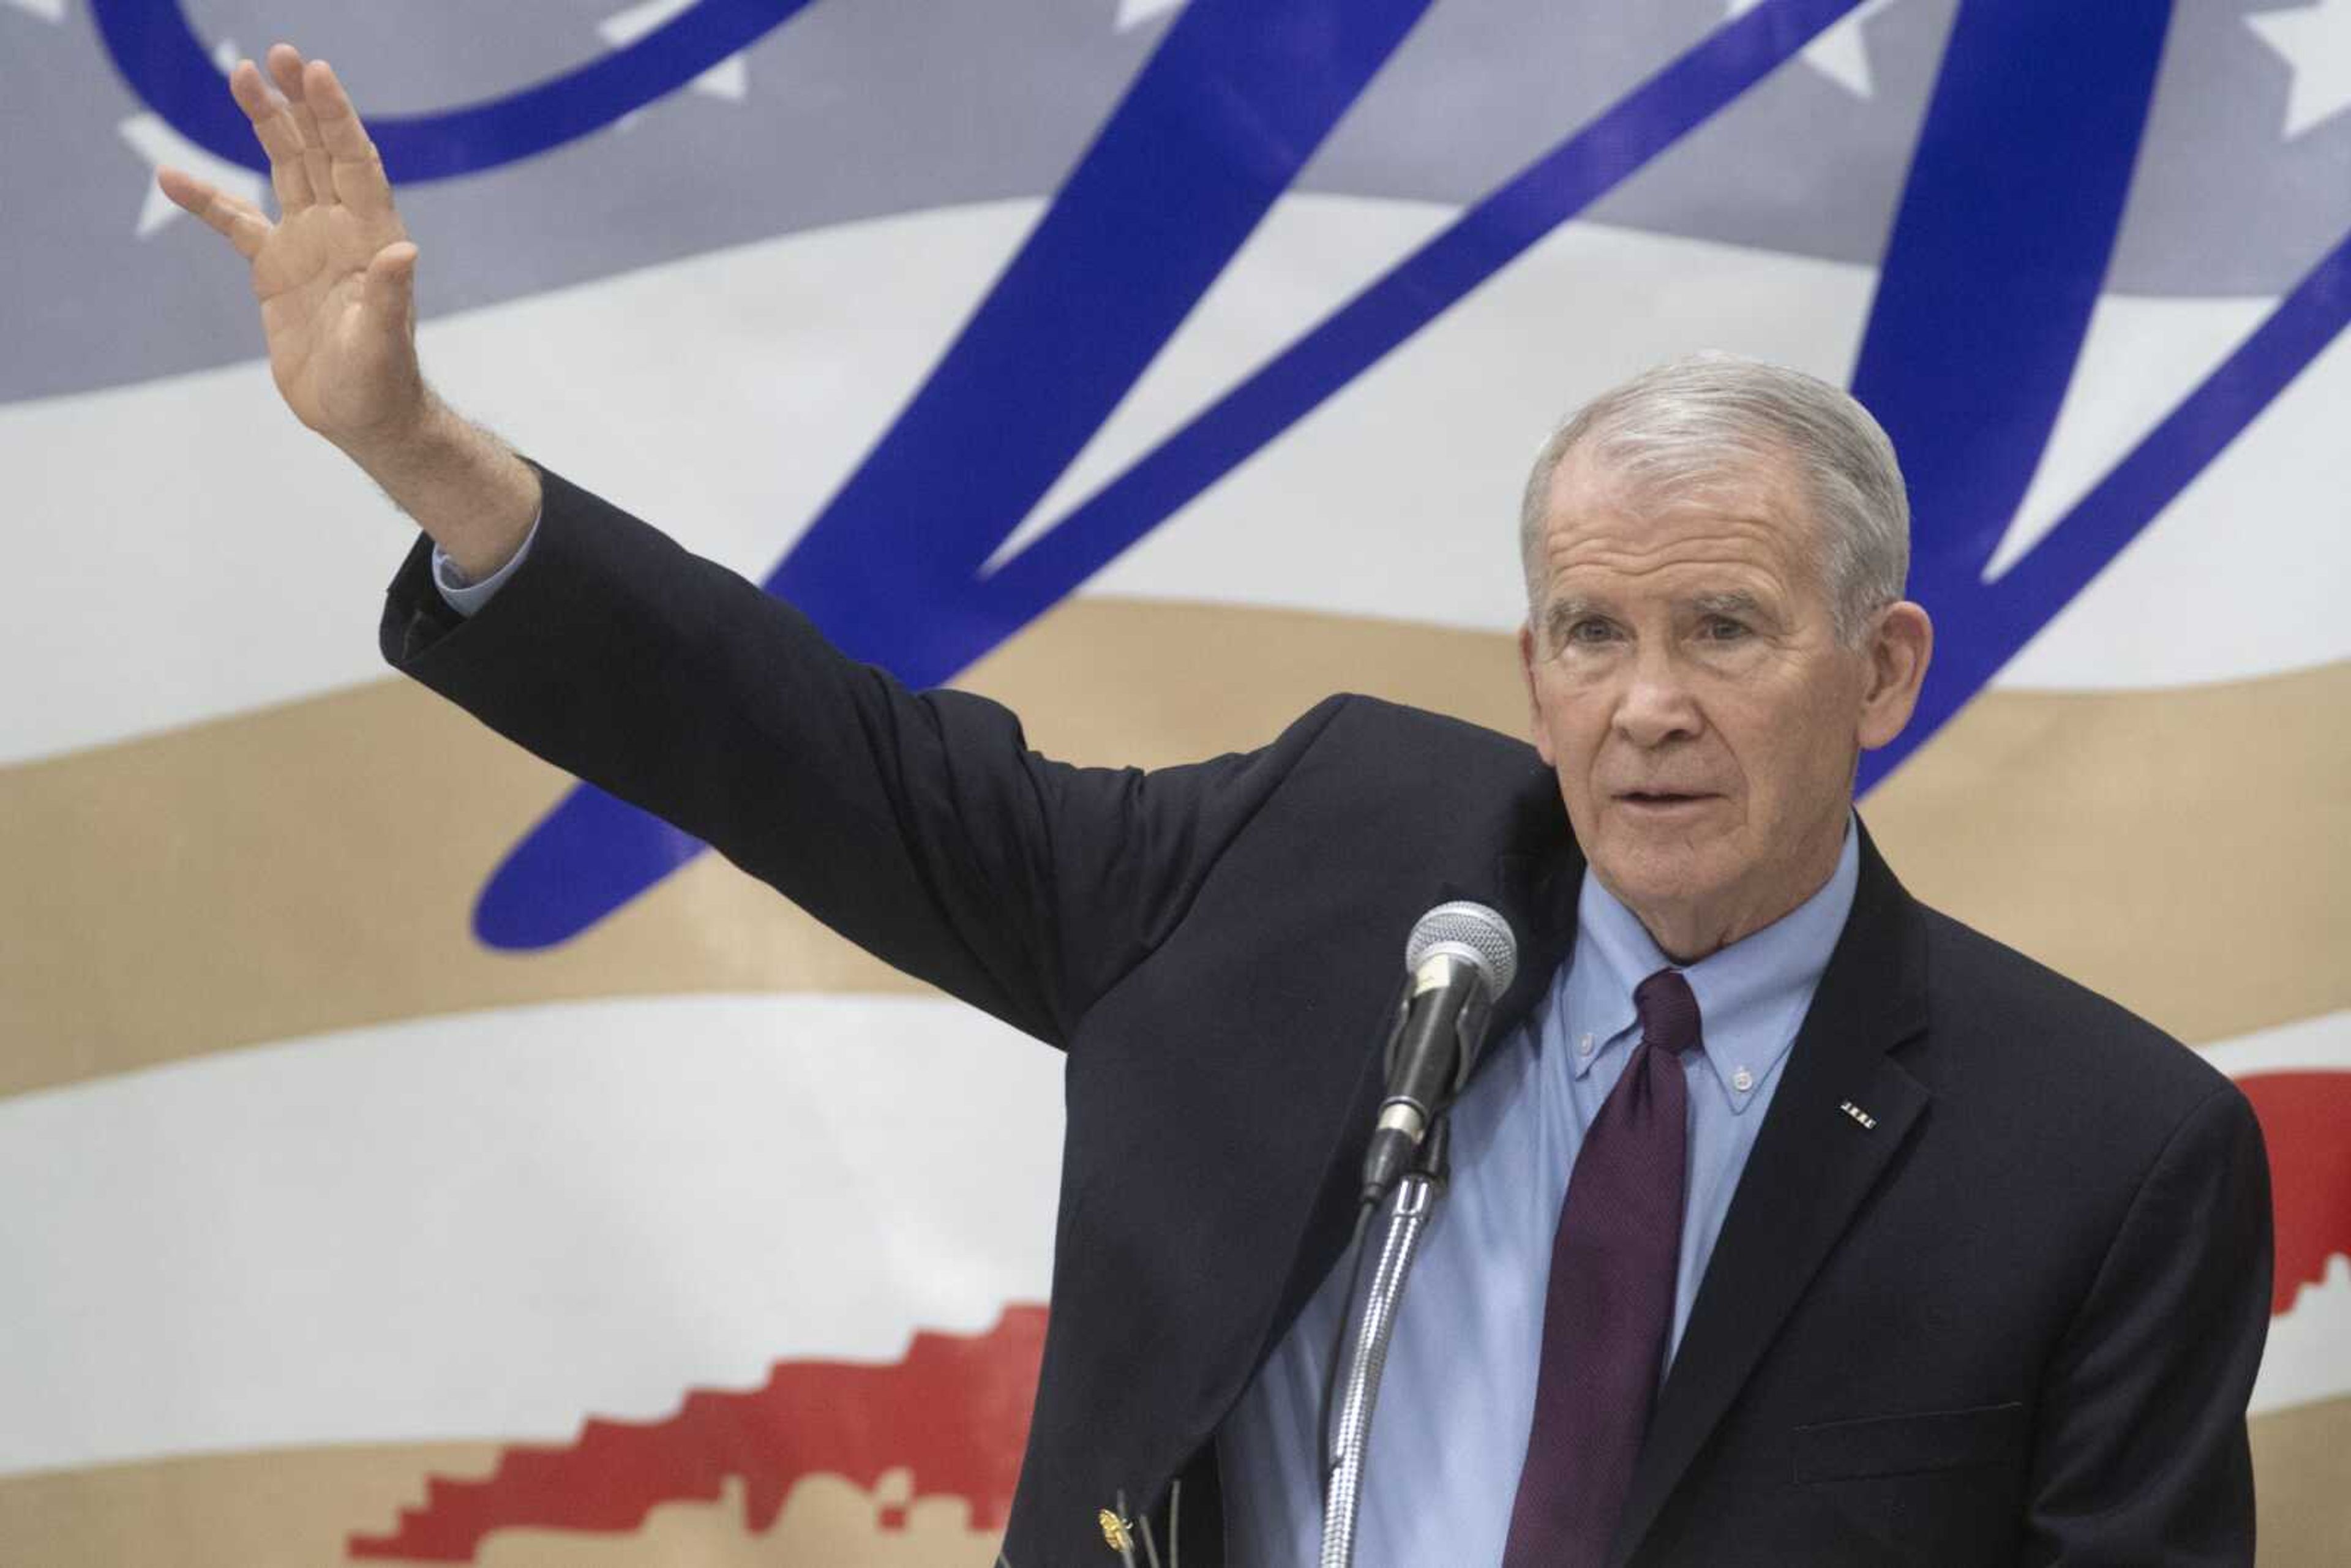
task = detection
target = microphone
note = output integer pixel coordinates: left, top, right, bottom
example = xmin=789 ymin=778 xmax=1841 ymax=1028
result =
xmin=1360 ymin=901 xmax=1518 ymax=1203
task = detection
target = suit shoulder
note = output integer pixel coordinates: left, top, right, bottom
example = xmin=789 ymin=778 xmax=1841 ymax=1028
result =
xmin=1213 ymin=694 xmax=1562 ymax=864
xmin=1915 ymin=903 xmax=2238 ymax=1112
xmin=1316 ymin=692 xmax=1545 ymax=775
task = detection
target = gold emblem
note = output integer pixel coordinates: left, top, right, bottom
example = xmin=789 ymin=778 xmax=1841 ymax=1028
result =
xmin=1099 ymin=1507 xmax=1134 ymax=1553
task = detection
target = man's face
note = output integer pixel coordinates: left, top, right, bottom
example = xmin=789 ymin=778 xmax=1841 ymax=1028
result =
xmin=1518 ymin=446 xmax=1926 ymax=959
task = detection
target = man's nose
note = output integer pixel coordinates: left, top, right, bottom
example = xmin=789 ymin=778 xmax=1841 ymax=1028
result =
xmin=1612 ymin=648 xmax=1703 ymax=748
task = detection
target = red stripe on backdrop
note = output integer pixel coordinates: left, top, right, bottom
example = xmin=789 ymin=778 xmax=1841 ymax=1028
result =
xmin=2241 ymin=1071 xmax=2351 ymax=1318
xmin=347 ymin=1305 xmax=1048 ymax=1560
xmin=340 ymin=1070 xmax=2347 ymax=1559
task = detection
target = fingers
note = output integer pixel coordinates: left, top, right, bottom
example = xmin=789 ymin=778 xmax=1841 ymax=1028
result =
xmin=157 ymin=168 xmax=272 ymax=260
xmin=264 ymin=45 xmax=337 ymax=212
xmin=229 ymin=58 xmax=313 ymax=212
xmin=304 ymin=58 xmax=396 ymax=219
xmin=230 ymin=46 xmax=398 ymax=225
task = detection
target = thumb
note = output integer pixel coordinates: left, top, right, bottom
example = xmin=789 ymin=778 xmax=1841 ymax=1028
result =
xmin=362 ymin=241 xmax=419 ymax=340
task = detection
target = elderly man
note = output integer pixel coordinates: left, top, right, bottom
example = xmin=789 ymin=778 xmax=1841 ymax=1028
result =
xmin=166 ymin=46 xmax=2270 ymax=1568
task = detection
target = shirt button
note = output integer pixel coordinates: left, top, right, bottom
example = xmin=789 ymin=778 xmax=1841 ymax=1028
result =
xmin=1577 ymin=1033 xmax=1595 ymax=1058
xmin=1732 ymin=1066 xmax=1754 ymax=1093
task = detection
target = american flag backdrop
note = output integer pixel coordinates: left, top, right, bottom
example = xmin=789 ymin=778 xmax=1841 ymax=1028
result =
xmin=2 ymin=1 xmax=2346 ymax=1561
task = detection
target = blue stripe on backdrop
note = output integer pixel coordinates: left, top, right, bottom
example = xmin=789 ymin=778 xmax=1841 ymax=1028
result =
xmin=474 ymin=0 xmax=1877 ymax=949
xmin=1850 ymin=0 xmax=2351 ymax=794
xmin=91 ymin=0 xmax=819 ymax=181
xmin=1848 ymin=1 xmax=2164 ymax=792
xmin=205 ymin=0 xmax=2327 ymax=949
xmin=1907 ymin=223 xmax=2351 ymax=789
xmin=471 ymin=0 xmax=1448 ymax=948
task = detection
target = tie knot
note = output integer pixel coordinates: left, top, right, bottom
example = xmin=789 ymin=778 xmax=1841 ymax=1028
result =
xmin=1633 ymin=968 xmax=1701 ymax=1056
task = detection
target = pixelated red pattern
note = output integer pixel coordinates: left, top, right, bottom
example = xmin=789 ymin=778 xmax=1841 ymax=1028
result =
xmin=346 ymin=1072 xmax=2349 ymax=1562
xmin=2242 ymin=1071 xmax=2351 ymax=1316
xmin=348 ymin=1304 xmax=1047 ymax=1561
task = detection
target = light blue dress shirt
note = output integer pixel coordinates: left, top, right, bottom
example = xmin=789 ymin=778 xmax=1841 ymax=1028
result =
xmin=430 ymin=524 xmax=538 ymax=615
xmin=434 ymin=536 xmax=1860 ymax=1564
xmin=1218 ymin=823 xmax=1859 ymax=1567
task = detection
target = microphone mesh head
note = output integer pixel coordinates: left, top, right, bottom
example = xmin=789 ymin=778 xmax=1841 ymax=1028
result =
xmin=1405 ymin=901 xmax=1518 ymax=999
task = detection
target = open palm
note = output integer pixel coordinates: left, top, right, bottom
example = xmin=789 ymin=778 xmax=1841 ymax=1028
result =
xmin=159 ymin=46 xmax=424 ymax=449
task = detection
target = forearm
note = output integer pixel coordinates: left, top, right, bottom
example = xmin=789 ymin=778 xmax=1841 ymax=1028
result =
xmin=380 ymin=464 xmax=1069 ymax=1032
xmin=345 ymin=395 xmax=539 ymax=581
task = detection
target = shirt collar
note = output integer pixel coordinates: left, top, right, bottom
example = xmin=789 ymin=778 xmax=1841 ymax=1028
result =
xmin=1556 ymin=816 xmax=1861 ymax=1114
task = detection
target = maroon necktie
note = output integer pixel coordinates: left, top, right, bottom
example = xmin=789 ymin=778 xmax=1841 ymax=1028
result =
xmin=1501 ymin=968 xmax=1702 ymax=1568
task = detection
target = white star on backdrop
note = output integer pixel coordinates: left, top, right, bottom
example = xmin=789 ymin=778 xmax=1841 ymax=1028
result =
xmin=1728 ymin=0 xmax=1899 ymax=100
xmin=2247 ymin=0 xmax=2351 ymax=138
xmin=121 ymin=111 xmax=264 ymax=239
xmin=2 ymin=0 xmax=68 ymax=23
xmin=600 ymin=0 xmax=749 ymax=114
xmin=1116 ymin=0 xmax=1185 ymax=30
xmin=121 ymin=38 xmax=260 ymax=238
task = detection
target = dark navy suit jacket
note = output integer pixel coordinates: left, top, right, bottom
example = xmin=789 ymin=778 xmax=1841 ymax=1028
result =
xmin=383 ymin=465 xmax=2271 ymax=1567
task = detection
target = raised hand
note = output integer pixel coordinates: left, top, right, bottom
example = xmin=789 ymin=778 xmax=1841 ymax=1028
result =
xmin=159 ymin=43 xmax=538 ymax=578
xmin=159 ymin=45 xmax=424 ymax=457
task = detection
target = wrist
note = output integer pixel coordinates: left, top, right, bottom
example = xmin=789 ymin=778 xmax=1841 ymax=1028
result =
xmin=342 ymin=396 xmax=541 ymax=580
xmin=334 ymin=388 xmax=450 ymax=476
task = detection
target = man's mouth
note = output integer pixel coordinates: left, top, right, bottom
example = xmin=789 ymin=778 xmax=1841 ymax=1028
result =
xmin=1616 ymin=790 xmax=1715 ymax=808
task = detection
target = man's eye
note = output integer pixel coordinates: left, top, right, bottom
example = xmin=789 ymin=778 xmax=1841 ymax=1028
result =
xmin=1700 ymin=617 xmax=1749 ymax=642
xmin=1567 ymin=619 xmax=1615 ymax=645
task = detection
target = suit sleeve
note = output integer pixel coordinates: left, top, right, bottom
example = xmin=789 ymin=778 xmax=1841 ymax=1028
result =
xmin=380 ymin=463 xmax=1340 ymax=1048
xmin=2020 ymin=1082 xmax=2273 ymax=1566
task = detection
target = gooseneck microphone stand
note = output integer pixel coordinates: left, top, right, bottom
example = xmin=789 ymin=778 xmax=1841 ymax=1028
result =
xmin=1317 ymin=900 xmax=1515 ymax=1568
xmin=1318 ymin=1120 xmax=1450 ymax=1568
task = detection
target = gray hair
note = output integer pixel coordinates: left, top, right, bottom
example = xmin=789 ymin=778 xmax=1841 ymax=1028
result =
xmin=1518 ymin=352 xmax=1910 ymax=645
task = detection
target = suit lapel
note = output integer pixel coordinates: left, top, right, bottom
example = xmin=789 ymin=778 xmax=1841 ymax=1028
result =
xmin=1249 ymin=782 xmax=1583 ymax=1409
xmin=1608 ymin=826 xmax=1933 ymax=1567
xmin=1483 ymin=833 xmax=1584 ymax=1057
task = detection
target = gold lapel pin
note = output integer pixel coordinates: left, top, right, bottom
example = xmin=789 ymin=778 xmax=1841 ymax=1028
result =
xmin=1100 ymin=1507 xmax=1135 ymax=1555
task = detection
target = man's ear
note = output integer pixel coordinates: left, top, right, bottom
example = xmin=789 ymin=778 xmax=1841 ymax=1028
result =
xmin=1519 ymin=621 xmax=1556 ymax=766
xmin=1858 ymin=601 xmax=1933 ymax=751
